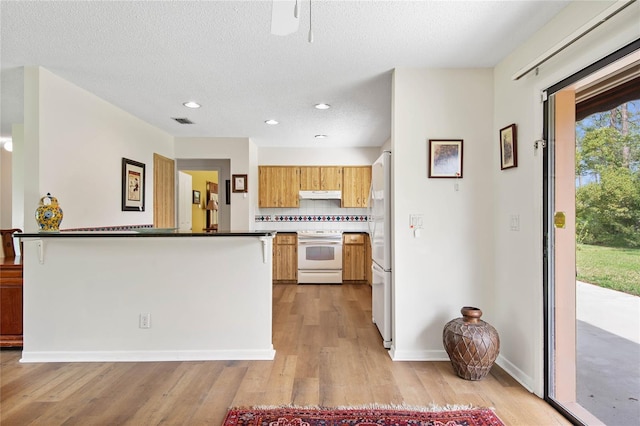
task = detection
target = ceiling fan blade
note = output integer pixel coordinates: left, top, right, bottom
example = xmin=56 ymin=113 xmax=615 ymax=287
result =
xmin=271 ymin=0 xmax=300 ymax=36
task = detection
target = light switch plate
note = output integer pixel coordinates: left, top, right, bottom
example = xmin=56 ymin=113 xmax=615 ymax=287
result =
xmin=410 ymin=214 xmax=424 ymax=229
xmin=510 ymin=214 xmax=520 ymax=231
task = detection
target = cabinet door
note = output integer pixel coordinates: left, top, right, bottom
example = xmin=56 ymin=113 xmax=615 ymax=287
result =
xmin=280 ymin=167 xmax=301 ymax=207
xmin=0 ymin=265 xmax=23 ymax=346
xmin=300 ymin=167 xmax=321 ymax=190
xmin=342 ymin=166 xmax=372 ymax=208
xmin=320 ymin=167 xmax=343 ymax=190
xmin=342 ymin=234 xmax=366 ymax=281
xmin=279 ymin=244 xmax=298 ymax=281
xmin=272 ymin=242 xmax=279 ymax=279
xmin=259 ymin=166 xmax=276 ymax=207
xmin=273 ymin=234 xmax=298 ymax=282
xmin=300 ymin=167 xmax=342 ymax=190
xmin=259 ymin=167 xmax=300 ymax=207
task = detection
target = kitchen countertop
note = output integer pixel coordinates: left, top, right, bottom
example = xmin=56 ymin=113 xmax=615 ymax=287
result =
xmin=15 ymin=230 xmax=277 ymax=238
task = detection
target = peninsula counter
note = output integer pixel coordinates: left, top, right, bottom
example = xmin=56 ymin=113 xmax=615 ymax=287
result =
xmin=15 ymin=230 xmax=276 ymax=363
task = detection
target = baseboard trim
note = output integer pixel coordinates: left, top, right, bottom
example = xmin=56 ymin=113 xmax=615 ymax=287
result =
xmin=20 ymin=348 xmax=276 ymax=363
xmin=496 ymin=354 xmax=534 ymax=393
xmin=389 ymin=348 xmax=449 ymax=361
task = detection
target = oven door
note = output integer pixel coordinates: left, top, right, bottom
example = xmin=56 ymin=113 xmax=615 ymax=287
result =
xmin=297 ymin=239 xmax=343 ymax=284
xmin=297 ymin=240 xmax=343 ymax=270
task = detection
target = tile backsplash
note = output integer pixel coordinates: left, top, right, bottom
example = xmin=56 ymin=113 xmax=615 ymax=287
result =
xmin=255 ymin=199 xmax=368 ymax=232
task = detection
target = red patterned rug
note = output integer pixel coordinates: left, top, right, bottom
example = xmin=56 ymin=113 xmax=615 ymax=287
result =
xmin=222 ymin=405 xmax=505 ymax=426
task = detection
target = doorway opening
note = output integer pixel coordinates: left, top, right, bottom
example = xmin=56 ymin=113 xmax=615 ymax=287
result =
xmin=176 ymin=159 xmax=230 ymax=232
xmin=544 ymin=42 xmax=640 ymax=425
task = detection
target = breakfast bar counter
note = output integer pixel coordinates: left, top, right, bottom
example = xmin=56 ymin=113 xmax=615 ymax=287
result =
xmin=15 ymin=230 xmax=277 ymax=363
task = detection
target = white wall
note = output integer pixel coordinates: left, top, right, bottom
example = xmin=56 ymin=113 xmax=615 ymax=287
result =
xmin=492 ymin=1 xmax=640 ymax=395
xmin=11 ymin=125 xmax=24 ymax=231
xmin=174 ymin=137 xmax=255 ymax=231
xmin=22 ymin=67 xmax=175 ymax=231
xmin=391 ymin=68 xmax=495 ymax=361
xmin=0 ymin=147 xmax=11 ymax=229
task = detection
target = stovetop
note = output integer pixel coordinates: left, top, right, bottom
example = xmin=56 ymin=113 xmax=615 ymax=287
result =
xmin=296 ymin=230 xmax=343 ymax=236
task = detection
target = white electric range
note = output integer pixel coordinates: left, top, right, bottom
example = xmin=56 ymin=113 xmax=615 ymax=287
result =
xmin=296 ymin=230 xmax=343 ymax=284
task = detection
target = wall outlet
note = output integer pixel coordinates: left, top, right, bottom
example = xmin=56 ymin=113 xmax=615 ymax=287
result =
xmin=139 ymin=313 xmax=151 ymax=329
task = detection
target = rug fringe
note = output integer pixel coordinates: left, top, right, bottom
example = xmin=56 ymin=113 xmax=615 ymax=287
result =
xmin=231 ymin=403 xmax=493 ymax=413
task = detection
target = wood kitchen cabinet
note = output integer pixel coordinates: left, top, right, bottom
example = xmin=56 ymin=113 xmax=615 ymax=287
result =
xmin=342 ymin=233 xmax=370 ymax=283
xmin=0 ymin=257 xmax=23 ymax=347
xmin=342 ymin=166 xmax=372 ymax=208
xmin=259 ymin=166 xmax=300 ymax=208
xmin=300 ymin=166 xmax=343 ymax=191
xmin=273 ymin=233 xmax=297 ymax=283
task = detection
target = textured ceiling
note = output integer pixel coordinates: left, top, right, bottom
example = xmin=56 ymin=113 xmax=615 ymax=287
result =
xmin=0 ymin=0 xmax=569 ymax=148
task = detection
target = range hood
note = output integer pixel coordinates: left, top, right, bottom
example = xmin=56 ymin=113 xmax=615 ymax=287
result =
xmin=299 ymin=190 xmax=342 ymax=200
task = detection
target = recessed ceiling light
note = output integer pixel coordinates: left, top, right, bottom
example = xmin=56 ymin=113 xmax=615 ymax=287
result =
xmin=314 ymin=103 xmax=331 ymax=110
xmin=265 ymin=119 xmax=279 ymax=125
xmin=2 ymin=139 xmax=13 ymax=152
xmin=314 ymin=134 xmax=328 ymax=139
xmin=183 ymin=101 xmax=201 ymax=109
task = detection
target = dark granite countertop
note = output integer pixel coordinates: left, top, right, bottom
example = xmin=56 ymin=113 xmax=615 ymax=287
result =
xmin=15 ymin=230 xmax=277 ymax=238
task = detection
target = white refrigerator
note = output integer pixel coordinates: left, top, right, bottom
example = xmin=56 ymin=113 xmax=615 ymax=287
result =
xmin=369 ymin=151 xmax=392 ymax=349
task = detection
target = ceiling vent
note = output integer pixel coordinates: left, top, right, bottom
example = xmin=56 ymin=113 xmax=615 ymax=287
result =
xmin=172 ymin=117 xmax=194 ymax=124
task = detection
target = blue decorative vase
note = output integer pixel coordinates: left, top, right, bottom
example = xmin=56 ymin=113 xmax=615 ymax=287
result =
xmin=35 ymin=193 xmax=63 ymax=232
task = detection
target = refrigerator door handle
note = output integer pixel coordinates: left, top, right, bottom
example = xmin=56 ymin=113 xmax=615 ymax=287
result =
xmin=368 ymin=183 xmax=378 ymax=250
xmin=371 ymin=261 xmax=384 ymax=278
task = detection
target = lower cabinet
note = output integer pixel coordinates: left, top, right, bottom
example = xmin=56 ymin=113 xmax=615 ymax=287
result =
xmin=273 ymin=233 xmax=297 ymax=282
xmin=342 ymin=233 xmax=371 ymax=283
xmin=273 ymin=232 xmax=370 ymax=284
xmin=0 ymin=258 xmax=23 ymax=347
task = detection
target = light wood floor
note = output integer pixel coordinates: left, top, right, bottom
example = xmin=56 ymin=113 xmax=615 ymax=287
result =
xmin=1 ymin=283 xmax=570 ymax=425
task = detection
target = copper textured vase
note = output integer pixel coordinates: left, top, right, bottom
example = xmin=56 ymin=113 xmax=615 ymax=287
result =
xmin=443 ymin=306 xmax=500 ymax=380
xmin=35 ymin=192 xmax=63 ymax=232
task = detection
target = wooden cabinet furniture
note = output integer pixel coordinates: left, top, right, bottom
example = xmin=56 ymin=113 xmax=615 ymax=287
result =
xmin=1 ymin=228 xmax=23 ymax=347
xmin=0 ymin=257 xmax=23 ymax=347
xmin=300 ymin=166 xmax=343 ymax=191
xmin=342 ymin=233 xmax=371 ymax=283
xmin=342 ymin=166 xmax=372 ymax=208
xmin=259 ymin=166 xmax=300 ymax=208
xmin=259 ymin=164 xmax=371 ymax=208
xmin=273 ymin=233 xmax=298 ymax=282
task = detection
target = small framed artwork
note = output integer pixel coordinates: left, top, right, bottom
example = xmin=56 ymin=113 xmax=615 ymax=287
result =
xmin=122 ymin=158 xmax=145 ymax=211
xmin=192 ymin=190 xmax=201 ymax=205
xmin=232 ymin=174 xmax=248 ymax=193
xmin=500 ymin=124 xmax=518 ymax=170
xmin=428 ymin=139 xmax=463 ymax=178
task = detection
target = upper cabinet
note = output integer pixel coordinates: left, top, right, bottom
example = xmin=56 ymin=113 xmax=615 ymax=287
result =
xmin=342 ymin=166 xmax=372 ymax=208
xmin=259 ymin=166 xmax=300 ymax=208
xmin=300 ymin=167 xmax=343 ymax=191
xmin=259 ymin=165 xmax=371 ymax=208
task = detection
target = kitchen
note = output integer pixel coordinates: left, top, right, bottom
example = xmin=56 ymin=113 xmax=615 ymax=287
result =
xmin=254 ymin=164 xmax=370 ymax=282
xmin=253 ymin=153 xmax=393 ymax=350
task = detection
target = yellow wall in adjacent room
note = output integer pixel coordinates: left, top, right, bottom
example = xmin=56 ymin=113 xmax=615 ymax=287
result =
xmin=183 ymin=170 xmax=218 ymax=232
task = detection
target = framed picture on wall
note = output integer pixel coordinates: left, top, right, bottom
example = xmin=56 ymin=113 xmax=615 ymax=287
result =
xmin=232 ymin=174 xmax=248 ymax=193
xmin=500 ymin=123 xmax=518 ymax=170
xmin=428 ymin=139 xmax=463 ymax=178
xmin=121 ymin=157 xmax=145 ymax=211
xmin=192 ymin=190 xmax=201 ymax=205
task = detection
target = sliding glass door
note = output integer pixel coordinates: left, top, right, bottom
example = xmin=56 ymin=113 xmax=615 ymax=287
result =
xmin=544 ymin=42 xmax=640 ymax=425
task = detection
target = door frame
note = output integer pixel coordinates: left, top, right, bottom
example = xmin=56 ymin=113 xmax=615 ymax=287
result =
xmin=542 ymin=39 xmax=640 ymax=424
